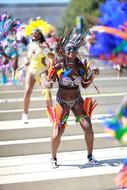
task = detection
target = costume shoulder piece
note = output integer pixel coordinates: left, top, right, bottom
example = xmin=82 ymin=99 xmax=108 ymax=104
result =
xmin=47 ymin=56 xmax=65 ymax=80
xmin=54 ymin=57 xmax=65 ymax=70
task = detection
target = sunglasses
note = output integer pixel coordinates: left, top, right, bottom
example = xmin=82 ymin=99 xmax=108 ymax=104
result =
xmin=65 ymin=45 xmax=78 ymax=51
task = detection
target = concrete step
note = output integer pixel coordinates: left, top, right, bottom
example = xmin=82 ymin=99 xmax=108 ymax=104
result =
xmin=0 ymin=117 xmax=106 ymax=140
xmin=0 ymin=131 xmax=121 ymax=157
xmin=0 ymin=69 xmax=126 ymax=189
xmin=0 ymin=92 xmax=126 ymax=120
xmin=0 ymin=92 xmax=126 ymax=111
xmin=0 ymin=76 xmax=127 ymax=92
xmin=0 ymin=105 xmax=121 ymax=121
xmin=0 ymin=77 xmax=127 ymax=99
xmin=0 ymin=68 xmax=122 ymax=92
xmin=0 ymin=147 xmax=126 ymax=190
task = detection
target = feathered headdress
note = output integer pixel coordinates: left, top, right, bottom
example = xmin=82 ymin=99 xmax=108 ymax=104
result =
xmin=0 ymin=12 xmax=22 ymax=40
xmin=56 ymin=25 xmax=88 ymax=57
xmin=24 ymin=18 xmax=55 ymax=36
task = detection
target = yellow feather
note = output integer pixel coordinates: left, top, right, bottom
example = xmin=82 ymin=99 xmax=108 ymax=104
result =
xmin=24 ymin=19 xmax=55 ymax=36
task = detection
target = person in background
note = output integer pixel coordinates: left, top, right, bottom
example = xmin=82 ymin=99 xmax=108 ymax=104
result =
xmin=22 ymin=29 xmax=53 ymax=123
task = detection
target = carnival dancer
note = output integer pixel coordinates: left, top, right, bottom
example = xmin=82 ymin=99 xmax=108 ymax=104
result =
xmin=22 ymin=29 xmax=53 ymax=123
xmin=0 ymin=12 xmax=21 ymax=84
xmin=48 ymin=28 xmax=99 ymax=168
xmin=0 ymin=41 xmax=18 ymax=84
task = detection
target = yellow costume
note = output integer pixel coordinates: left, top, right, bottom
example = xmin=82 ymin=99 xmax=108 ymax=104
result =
xmin=26 ymin=41 xmax=52 ymax=101
xmin=27 ymin=42 xmax=47 ymax=82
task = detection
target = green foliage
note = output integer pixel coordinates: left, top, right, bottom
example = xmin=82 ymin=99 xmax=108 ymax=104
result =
xmin=57 ymin=0 xmax=104 ymax=35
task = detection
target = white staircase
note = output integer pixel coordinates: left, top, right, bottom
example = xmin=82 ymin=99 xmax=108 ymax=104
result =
xmin=0 ymin=66 xmax=127 ymax=190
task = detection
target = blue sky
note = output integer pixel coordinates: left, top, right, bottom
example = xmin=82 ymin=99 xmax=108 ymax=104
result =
xmin=0 ymin=0 xmax=69 ymax=4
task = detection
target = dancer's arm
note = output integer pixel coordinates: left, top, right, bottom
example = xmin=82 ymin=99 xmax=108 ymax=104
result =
xmin=81 ymin=75 xmax=93 ymax=88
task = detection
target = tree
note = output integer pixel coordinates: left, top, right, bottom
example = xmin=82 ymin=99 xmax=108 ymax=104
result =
xmin=57 ymin=0 xmax=103 ymax=35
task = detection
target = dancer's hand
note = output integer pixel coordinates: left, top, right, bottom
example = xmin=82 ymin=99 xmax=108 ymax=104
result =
xmin=81 ymin=76 xmax=93 ymax=88
xmin=45 ymin=80 xmax=53 ymax=88
xmin=92 ymin=68 xmax=99 ymax=75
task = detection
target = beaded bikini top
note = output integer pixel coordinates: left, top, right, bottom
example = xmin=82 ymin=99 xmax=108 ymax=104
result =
xmin=56 ymin=57 xmax=82 ymax=87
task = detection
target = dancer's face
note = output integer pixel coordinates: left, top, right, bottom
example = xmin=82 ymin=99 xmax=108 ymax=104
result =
xmin=31 ymin=31 xmax=42 ymax=41
xmin=65 ymin=50 xmax=77 ymax=59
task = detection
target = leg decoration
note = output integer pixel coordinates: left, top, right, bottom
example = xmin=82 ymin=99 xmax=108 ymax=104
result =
xmin=42 ymin=88 xmax=52 ymax=108
xmin=75 ymin=114 xmax=88 ymax=123
xmin=83 ymin=97 xmax=97 ymax=118
xmin=42 ymin=88 xmax=52 ymax=101
xmin=47 ymin=106 xmax=56 ymax=123
xmin=47 ymin=103 xmax=68 ymax=137
xmin=35 ymin=74 xmax=41 ymax=83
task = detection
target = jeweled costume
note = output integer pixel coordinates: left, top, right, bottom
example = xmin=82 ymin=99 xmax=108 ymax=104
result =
xmin=48 ymin=44 xmax=97 ymax=137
